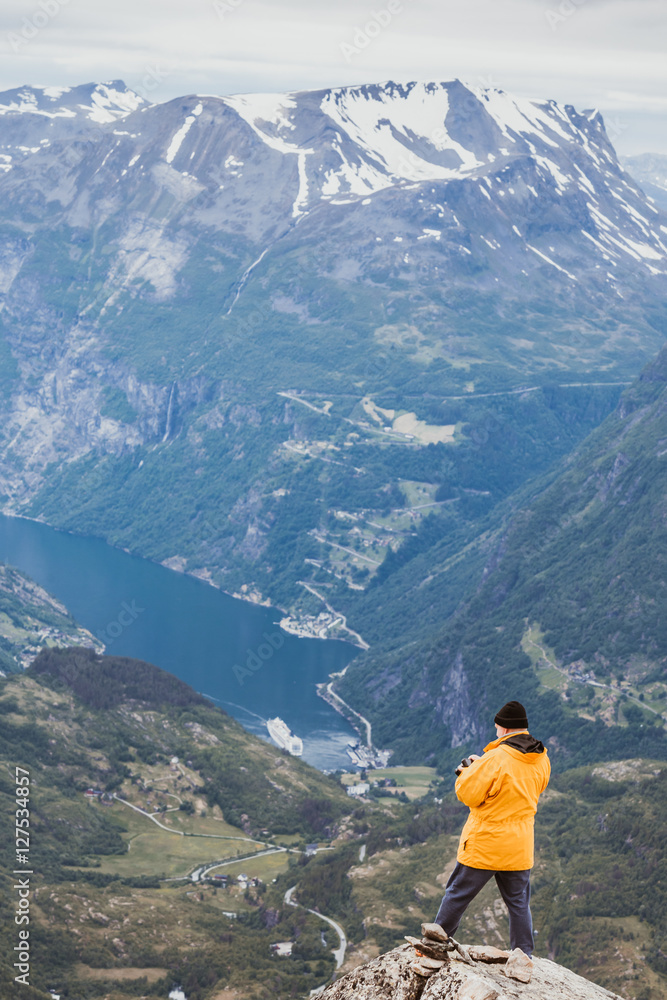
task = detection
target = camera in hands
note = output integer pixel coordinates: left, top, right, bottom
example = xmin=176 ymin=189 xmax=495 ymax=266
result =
xmin=455 ymin=756 xmax=474 ymax=776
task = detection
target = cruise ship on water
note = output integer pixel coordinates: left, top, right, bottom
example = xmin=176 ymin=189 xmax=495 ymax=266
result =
xmin=266 ymin=717 xmax=304 ymax=756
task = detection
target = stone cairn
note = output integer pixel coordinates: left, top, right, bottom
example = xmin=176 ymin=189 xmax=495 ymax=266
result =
xmin=407 ymin=923 xmax=531 ymax=983
xmin=320 ymin=921 xmax=623 ymax=1000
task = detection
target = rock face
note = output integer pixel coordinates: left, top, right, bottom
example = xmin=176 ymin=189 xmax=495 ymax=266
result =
xmin=1 ymin=77 xmax=667 ymax=641
xmin=1 ymin=78 xmax=666 ymax=514
xmin=320 ymin=944 xmax=622 ymax=1000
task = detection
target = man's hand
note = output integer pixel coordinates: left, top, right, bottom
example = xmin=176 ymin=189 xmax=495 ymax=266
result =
xmin=455 ymin=752 xmax=483 ymax=776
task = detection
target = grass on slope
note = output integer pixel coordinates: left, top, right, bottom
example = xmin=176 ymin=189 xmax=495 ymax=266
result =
xmin=335 ymin=762 xmax=667 ymax=999
xmin=0 ymin=652 xmax=354 ymax=999
xmin=86 ymin=804 xmax=265 ymax=879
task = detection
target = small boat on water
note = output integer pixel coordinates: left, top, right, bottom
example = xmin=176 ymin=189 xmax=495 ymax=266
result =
xmin=266 ymin=717 xmax=304 ymax=756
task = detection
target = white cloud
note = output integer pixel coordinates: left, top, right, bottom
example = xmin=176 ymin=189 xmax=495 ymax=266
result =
xmin=0 ymin=0 xmax=665 ymax=153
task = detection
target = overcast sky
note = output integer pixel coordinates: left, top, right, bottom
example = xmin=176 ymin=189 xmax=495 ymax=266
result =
xmin=0 ymin=0 xmax=665 ymax=155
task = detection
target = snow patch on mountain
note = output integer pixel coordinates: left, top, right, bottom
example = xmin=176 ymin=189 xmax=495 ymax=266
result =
xmin=0 ymin=77 xmax=665 ymax=303
xmin=474 ymin=89 xmax=566 ymax=149
xmin=84 ymin=83 xmax=146 ymax=123
xmin=293 ymin=150 xmax=312 ymax=217
xmin=165 ymin=102 xmax=203 ymax=164
xmin=223 ymin=93 xmax=302 ymax=153
xmin=527 ymin=244 xmax=578 ymax=280
xmin=0 ymin=81 xmax=145 ymax=122
xmin=0 ymin=89 xmax=77 ymax=119
xmin=320 ymin=83 xmax=481 ymax=183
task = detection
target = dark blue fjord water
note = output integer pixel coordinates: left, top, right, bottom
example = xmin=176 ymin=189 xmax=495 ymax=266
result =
xmin=0 ymin=514 xmax=358 ymax=770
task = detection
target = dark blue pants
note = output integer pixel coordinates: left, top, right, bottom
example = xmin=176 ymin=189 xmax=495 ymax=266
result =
xmin=435 ymin=862 xmax=534 ymax=956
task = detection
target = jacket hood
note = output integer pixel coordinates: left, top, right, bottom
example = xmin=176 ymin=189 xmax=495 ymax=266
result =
xmin=483 ymin=731 xmax=546 ymax=757
xmin=502 ymin=733 xmax=545 ymax=755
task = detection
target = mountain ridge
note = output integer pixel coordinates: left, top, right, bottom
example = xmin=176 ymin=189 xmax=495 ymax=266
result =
xmin=338 ymin=343 xmax=667 ymax=766
xmin=0 ymin=78 xmax=666 ymax=757
xmin=0 ymin=78 xmax=664 ymax=617
xmin=2 ymin=648 xmax=667 ymax=998
xmin=0 ymin=645 xmax=356 ymax=998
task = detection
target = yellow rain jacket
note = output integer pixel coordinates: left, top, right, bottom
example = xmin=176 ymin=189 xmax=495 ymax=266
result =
xmin=455 ymin=730 xmax=551 ymax=871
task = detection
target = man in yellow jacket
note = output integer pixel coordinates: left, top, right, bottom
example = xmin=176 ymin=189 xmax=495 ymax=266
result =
xmin=434 ymin=700 xmax=550 ymax=959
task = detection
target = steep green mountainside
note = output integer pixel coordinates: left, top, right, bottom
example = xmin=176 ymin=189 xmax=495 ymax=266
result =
xmin=1 ymin=82 xmax=666 ymax=634
xmin=314 ymin=759 xmax=667 ymax=1000
xmin=1 ymin=655 xmax=666 ymax=999
xmin=338 ymin=345 xmax=667 ymax=767
xmin=0 ymin=648 xmax=352 ymax=999
xmin=0 ymin=563 xmax=100 ymax=674
xmin=25 ymin=381 xmax=622 ymax=633
xmin=21 ymin=645 xmax=351 ymax=834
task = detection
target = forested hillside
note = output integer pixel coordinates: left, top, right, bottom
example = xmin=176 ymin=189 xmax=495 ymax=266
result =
xmin=1 ymin=652 xmax=666 ymax=999
xmin=0 ymin=648 xmax=352 ymax=999
xmin=339 ymin=345 xmax=667 ymax=767
xmin=1 ymin=81 xmax=666 ymax=632
xmin=0 ymin=563 xmax=100 ymax=673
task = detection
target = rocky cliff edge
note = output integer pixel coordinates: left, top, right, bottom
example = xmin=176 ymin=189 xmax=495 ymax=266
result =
xmin=320 ymin=943 xmax=621 ymax=1000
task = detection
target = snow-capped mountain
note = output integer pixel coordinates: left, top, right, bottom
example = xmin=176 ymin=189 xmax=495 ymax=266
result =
xmin=216 ymin=80 xmax=667 ymax=281
xmin=0 ymin=81 xmax=145 ymax=173
xmin=2 ymin=79 xmax=667 ymax=766
xmin=1 ymin=79 xmax=665 ymax=279
xmin=0 ymin=81 xmax=145 ymax=122
xmin=0 ymin=78 xmax=666 ymax=520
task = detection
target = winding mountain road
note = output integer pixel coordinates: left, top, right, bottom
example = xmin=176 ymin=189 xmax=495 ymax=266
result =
xmin=284 ymin=884 xmax=347 ymax=969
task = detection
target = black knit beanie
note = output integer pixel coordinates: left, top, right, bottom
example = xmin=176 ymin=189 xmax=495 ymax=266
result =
xmin=494 ymin=700 xmax=528 ymax=729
